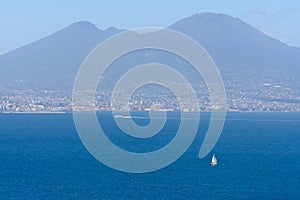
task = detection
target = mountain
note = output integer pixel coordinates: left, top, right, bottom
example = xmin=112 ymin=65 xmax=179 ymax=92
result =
xmin=169 ymin=12 xmax=300 ymax=71
xmin=0 ymin=21 xmax=123 ymax=89
xmin=0 ymin=12 xmax=299 ymax=90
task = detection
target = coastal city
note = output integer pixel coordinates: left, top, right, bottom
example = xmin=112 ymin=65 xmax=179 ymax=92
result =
xmin=1 ymin=72 xmax=299 ymax=113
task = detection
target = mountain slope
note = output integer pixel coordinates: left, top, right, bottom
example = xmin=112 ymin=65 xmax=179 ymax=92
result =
xmin=169 ymin=12 xmax=300 ymax=70
xmin=0 ymin=13 xmax=299 ymax=90
xmin=0 ymin=21 xmax=122 ymax=89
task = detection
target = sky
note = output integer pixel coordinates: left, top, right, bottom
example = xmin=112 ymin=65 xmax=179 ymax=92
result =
xmin=0 ymin=0 xmax=299 ymax=54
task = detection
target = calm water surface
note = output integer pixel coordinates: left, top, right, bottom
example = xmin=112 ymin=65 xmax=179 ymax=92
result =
xmin=1 ymin=112 xmax=300 ymax=199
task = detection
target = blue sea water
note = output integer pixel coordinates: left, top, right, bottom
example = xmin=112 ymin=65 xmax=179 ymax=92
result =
xmin=1 ymin=112 xmax=300 ymax=199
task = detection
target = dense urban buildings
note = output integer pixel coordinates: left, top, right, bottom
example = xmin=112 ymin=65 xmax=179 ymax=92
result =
xmin=1 ymin=73 xmax=299 ymax=112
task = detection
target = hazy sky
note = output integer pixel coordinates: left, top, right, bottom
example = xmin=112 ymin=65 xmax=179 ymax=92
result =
xmin=0 ymin=0 xmax=299 ymax=54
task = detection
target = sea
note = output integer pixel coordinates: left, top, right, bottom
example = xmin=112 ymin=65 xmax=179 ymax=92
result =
xmin=1 ymin=112 xmax=300 ymax=199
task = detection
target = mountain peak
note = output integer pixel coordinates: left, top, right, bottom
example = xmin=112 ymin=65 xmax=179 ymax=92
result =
xmin=67 ymin=21 xmax=99 ymax=31
xmin=105 ymin=26 xmax=119 ymax=31
xmin=190 ymin=12 xmax=232 ymax=18
xmin=104 ymin=26 xmax=123 ymax=34
xmin=172 ymin=12 xmax=239 ymax=27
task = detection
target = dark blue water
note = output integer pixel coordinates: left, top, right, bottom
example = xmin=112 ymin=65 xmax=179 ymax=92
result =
xmin=1 ymin=112 xmax=300 ymax=199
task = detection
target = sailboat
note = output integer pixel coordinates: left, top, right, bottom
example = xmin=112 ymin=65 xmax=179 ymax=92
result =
xmin=210 ymin=154 xmax=217 ymax=166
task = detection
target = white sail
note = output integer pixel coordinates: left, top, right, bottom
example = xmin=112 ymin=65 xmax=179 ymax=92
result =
xmin=211 ymin=155 xmax=217 ymax=166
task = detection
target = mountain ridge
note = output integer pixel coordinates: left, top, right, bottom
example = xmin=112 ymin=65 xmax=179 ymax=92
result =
xmin=0 ymin=12 xmax=299 ymax=90
xmin=169 ymin=12 xmax=300 ymax=70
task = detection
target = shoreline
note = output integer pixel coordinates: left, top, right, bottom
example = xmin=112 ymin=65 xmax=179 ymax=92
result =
xmin=1 ymin=111 xmax=66 ymax=114
xmin=0 ymin=111 xmax=299 ymax=114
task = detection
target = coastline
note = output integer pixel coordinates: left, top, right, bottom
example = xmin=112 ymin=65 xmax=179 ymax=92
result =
xmin=0 ymin=111 xmax=66 ymax=114
xmin=0 ymin=110 xmax=299 ymax=114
